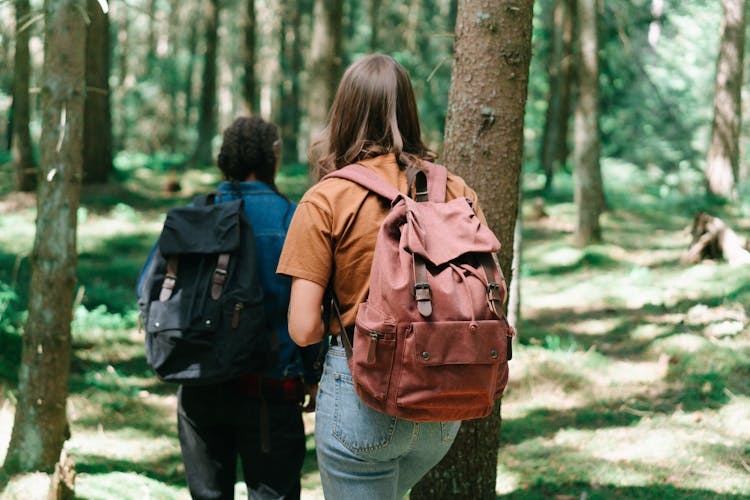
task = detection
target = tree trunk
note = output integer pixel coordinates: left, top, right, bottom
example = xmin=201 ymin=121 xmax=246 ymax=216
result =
xmin=507 ymin=191 xmax=522 ymax=330
xmin=306 ymin=0 xmax=343 ymax=153
xmin=114 ymin=1 xmax=128 ymax=150
xmin=257 ymin=0 xmax=282 ymax=124
xmin=540 ymin=0 xmax=574 ymax=192
xmin=573 ymin=0 xmax=603 ymax=246
xmin=12 ymin=0 xmax=37 ymax=192
xmin=242 ymin=0 xmax=258 ymax=113
xmin=184 ymin=12 xmax=200 ymax=129
xmin=410 ymin=1 xmax=533 ymax=497
xmin=369 ymin=0 xmax=381 ymax=51
xmin=192 ymin=0 xmax=220 ymax=166
xmin=705 ymin=0 xmax=746 ymax=199
xmin=4 ymin=0 xmax=85 ymax=473
xmin=280 ymin=0 xmax=303 ymax=164
xmin=146 ymin=0 xmax=157 ymax=76
xmin=83 ymin=0 xmax=112 ymax=184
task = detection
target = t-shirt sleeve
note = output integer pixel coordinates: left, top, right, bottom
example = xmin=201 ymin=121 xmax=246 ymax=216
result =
xmin=276 ymin=199 xmax=333 ymax=288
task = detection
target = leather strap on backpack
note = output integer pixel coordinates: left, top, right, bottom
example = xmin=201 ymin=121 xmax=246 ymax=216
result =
xmin=330 ymin=294 xmax=353 ymax=359
xmin=409 ymin=168 xmax=433 ymax=317
xmin=159 ymin=257 xmax=178 ymax=301
xmin=479 ymin=253 xmax=507 ymax=318
xmin=211 ymin=253 xmax=230 ymax=299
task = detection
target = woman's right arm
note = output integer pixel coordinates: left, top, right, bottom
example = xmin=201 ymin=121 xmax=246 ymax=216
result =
xmin=288 ymin=277 xmax=326 ymax=346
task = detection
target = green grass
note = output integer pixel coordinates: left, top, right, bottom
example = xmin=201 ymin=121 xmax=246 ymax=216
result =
xmin=1 ymin=156 xmax=749 ymax=498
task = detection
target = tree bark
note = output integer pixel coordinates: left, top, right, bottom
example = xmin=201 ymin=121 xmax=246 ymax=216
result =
xmin=146 ymin=0 xmax=157 ymax=76
xmin=540 ymin=0 xmax=574 ymax=192
xmin=369 ymin=0 xmax=381 ymax=51
xmin=242 ymin=0 xmax=258 ymax=113
xmin=192 ymin=0 xmax=221 ymax=166
xmin=573 ymin=0 xmax=603 ymax=246
xmin=183 ymin=12 xmax=200 ymax=128
xmin=113 ymin=1 xmax=128 ymax=150
xmin=410 ymin=1 xmax=533 ymax=498
xmin=705 ymin=0 xmax=746 ymax=199
xmin=12 ymin=0 xmax=37 ymax=192
xmin=5 ymin=0 xmax=85 ymax=473
xmin=280 ymin=0 xmax=304 ymax=163
xmin=83 ymin=0 xmax=112 ymax=184
xmin=306 ymin=0 xmax=343 ymax=153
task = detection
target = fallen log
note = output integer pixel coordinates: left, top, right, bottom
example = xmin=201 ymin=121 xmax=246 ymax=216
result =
xmin=681 ymin=212 xmax=750 ymax=265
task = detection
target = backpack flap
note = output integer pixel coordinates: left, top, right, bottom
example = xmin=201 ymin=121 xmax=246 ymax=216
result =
xmin=159 ymin=200 xmax=243 ymax=255
xmin=404 ymin=197 xmax=500 ymax=267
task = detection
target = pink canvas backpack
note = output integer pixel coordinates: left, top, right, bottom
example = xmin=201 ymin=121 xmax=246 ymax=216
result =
xmin=324 ymin=162 xmax=515 ymax=421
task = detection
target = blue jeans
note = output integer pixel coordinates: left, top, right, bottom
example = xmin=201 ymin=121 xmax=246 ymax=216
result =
xmin=315 ymin=345 xmax=461 ymax=500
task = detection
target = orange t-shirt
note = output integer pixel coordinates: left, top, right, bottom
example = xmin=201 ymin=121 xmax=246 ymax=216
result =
xmin=276 ymin=154 xmax=485 ymax=332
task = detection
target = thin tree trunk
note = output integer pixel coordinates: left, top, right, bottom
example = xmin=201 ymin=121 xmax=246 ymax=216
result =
xmin=257 ymin=0 xmax=282 ymax=124
xmin=280 ymin=0 xmax=303 ymax=164
xmin=405 ymin=0 xmax=422 ymax=52
xmin=242 ymin=0 xmax=258 ymax=113
xmin=192 ymin=0 xmax=220 ymax=166
xmin=184 ymin=13 xmax=200 ymax=129
xmin=411 ymin=0 xmax=534 ymax=497
xmin=5 ymin=0 xmax=86 ymax=473
xmin=83 ymin=0 xmax=112 ymax=184
xmin=705 ymin=0 xmax=746 ymax=199
xmin=306 ymin=0 xmax=343 ymax=154
xmin=12 ymin=0 xmax=37 ymax=192
xmin=146 ymin=0 xmax=157 ymax=75
xmin=507 ymin=191 xmax=522 ymax=330
xmin=540 ymin=0 xmax=574 ymax=192
xmin=573 ymin=0 xmax=603 ymax=246
xmin=369 ymin=0 xmax=381 ymax=51
xmin=114 ymin=1 xmax=128 ymax=150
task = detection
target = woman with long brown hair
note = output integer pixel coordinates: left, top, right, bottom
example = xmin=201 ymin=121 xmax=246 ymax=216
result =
xmin=277 ymin=54 xmax=487 ymax=499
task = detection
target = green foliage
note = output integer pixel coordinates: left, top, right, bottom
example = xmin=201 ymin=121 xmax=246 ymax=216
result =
xmin=0 ymin=281 xmax=23 ymax=383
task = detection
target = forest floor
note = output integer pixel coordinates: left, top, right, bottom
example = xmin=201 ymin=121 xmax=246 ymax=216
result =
xmin=0 ymin=155 xmax=749 ymax=499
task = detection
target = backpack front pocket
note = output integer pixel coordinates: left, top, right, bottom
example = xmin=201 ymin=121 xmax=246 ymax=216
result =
xmin=395 ymin=319 xmax=508 ymax=419
xmin=351 ymin=302 xmax=397 ymax=401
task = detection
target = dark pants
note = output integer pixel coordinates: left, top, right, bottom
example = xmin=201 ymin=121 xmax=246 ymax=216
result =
xmin=177 ymin=382 xmax=306 ymax=500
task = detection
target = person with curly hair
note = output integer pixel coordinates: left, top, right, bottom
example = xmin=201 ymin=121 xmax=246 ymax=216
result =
xmin=174 ymin=116 xmax=324 ymax=499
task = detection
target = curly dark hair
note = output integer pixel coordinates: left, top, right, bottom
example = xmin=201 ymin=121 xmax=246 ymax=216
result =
xmin=217 ymin=116 xmax=281 ymax=189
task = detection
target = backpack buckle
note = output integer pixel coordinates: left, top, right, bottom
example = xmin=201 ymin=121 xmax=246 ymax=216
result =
xmin=414 ymin=282 xmax=432 ymax=317
xmin=487 ymin=282 xmax=503 ymax=316
xmin=211 ymin=253 xmax=230 ymax=299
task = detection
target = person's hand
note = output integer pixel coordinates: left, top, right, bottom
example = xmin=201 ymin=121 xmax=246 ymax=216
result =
xmin=301 ymin=383 xmax=318 ymax=413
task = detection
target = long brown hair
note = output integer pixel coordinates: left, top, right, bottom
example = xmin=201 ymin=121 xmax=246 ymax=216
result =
xmin=310 ymin=54 xmax=435 ymax=179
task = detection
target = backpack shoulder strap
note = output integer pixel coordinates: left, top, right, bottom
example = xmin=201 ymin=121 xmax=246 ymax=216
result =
xmin=322 ymin=164 xmax=402 ymax=202
xmin=421 ymin=161 xmax=448 ymax=202
xmin=324 ymin=162 xmax=449 ymax=203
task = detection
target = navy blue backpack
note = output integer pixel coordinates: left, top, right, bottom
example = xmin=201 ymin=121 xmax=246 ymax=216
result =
xmin=137 ymin=195 xmax=278 ymax=384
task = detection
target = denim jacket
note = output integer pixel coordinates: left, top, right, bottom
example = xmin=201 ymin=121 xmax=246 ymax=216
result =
xmin=137 ymin=181 xmax=324 ymax=385
xmin=216 ymin=181 xmax=324 ymax=384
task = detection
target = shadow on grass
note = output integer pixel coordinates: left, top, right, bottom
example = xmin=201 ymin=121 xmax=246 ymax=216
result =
xmin=500 ymin=404 xmax=643 ymax=446
xmin=521 ymin=283 xmax=750 ymax=357
xmin=500 ymin=375 xmax=740 ymax=448
xmin=77 ymin=232 xmax=158 ymax=315
xmin=75 ymin=452 xmax=186 ymax=488
xmin=497 ymin=481 xmax=749 ymax=499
